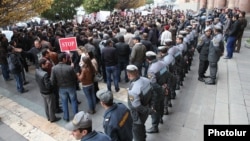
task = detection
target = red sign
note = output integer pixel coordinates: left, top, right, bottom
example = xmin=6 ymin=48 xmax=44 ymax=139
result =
xmin=59 ymin=37 xmax=77 ymax=52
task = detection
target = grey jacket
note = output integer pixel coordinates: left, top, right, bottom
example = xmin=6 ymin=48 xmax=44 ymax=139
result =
xmin=51 ymin=62 xmax=77 ymax=88
xmin=130 ymin=43 xmax=146 ymax=65
xmin=208 ymin=33 xmax=224 ymax=62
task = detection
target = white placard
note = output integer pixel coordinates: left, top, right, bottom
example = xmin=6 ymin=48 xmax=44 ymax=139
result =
xmin=98 ymin=11 xmax=111 ymax=22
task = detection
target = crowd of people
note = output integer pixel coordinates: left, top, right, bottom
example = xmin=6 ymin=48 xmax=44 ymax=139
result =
xmin=0 ymin=5 xmax=248 ymax=141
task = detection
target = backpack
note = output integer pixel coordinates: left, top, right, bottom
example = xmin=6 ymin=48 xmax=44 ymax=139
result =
xmin=7 ymin=54 xmax=21 ymax=73
xmin=7 ymin=55 xmax=15 ymax=73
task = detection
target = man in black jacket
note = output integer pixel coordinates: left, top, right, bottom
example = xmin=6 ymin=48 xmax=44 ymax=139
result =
xmin=35 ymin=59 xmax=61 ymax=122
xmin=102 ymin=39 xmax=120 ymax=92
xmin=115 ymin=36 xmax=131 ymax=82
xmin=224 ymin=14 xmax=240 ymax=59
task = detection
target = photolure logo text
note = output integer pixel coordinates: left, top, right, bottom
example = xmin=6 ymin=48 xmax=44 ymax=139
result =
xmin=208 ymin=129 xmax=247 ymax=136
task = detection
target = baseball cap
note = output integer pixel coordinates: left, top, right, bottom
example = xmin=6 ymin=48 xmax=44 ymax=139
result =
xmin=165 ymin=38 xmax=172 ymax=43
xmin=214 ymin=25 xmax=222 ymax=30
xmin=65 ymin=111 xmax=92 ymax=131
xmin=179 ymin=30 xmax=188 ymax=35
xmin=146 ymin=51 xmax=157 ymax=57
xmin=126 ymin=65 xmax=138 ymax=71
xmin=158 ymin=46 xmax=167 ymax=51
xmin=96 ymin=89 xmax=113 ymax=103
xmin=204 ymin=27 xmax=211 ymax=32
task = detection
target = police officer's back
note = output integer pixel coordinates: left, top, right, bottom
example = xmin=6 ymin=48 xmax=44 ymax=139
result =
xmin=126 ymin=65 xmax=154 ymax=141
xmin=97 ymin=89 xmax=133 ymax=141
xmin=145 ymin=51 xmax=166 ymax=133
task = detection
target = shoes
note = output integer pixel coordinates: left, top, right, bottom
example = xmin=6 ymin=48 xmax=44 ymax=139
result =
xmin=146 ymin=127 xmax=159 ymax=133
xmin=180 ymin=81 xmax=183 ymax=86
xmin=224 ymin=57 xmax=231 ymax=59
xmin=23 ymin=81 xmax=29 ymax=85
xmin=175 ymin=85 xmax=180 ymax=90
xmin=115 ymin=88 xmax=120 ymax=92
xmin=77 ymin=101 xmax=81 ymax=104
xmin=168 ymin=103 xmax=172 ymax=107
xmin=50 ymin=117 xmax=61 ymax=123
xmin=87 ymin=110 xmax=96 ymax=114
xmin=20 ymin=89 xmax=29 ymax=94
xmin=5 ymin=78 xmax=13 ymax=81
xmin=160 ymin=118 xmax=163 ymax=124
xmin=164 ymin=108 xmax=169 ymax=115
xmin=205 ymin=79 xmax=216 ymax=85
xmin=198 ymin=77 xmax=205 ymax=82
xmin=171 ymin=92 xmax=176 ymax=99
xmin=202 ymin=75 xmax=210 ymax=78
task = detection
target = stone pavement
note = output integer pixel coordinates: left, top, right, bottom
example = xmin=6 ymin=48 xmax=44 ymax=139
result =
xmin=0 ymin=34 xmax=250 ymax=141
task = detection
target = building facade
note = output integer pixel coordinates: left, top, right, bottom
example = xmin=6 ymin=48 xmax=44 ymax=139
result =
xmin=176 ymin=0 xmax=250 ymax=12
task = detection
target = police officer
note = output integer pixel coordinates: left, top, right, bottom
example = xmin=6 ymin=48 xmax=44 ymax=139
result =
xmin=173 ymin=35 xmax=186 ymax=88
xmin=161 ymin=45 xmax=177 ymax=100
xmin=97 ymin=89 xmax=133 ymax=141
xmin=126 ymin=65 xmax=154 ymax=141
xmin=145 ymin=51 xmax=165 ymax=133
xmin=205 ymin=25 xmax=224 ymax=85
xmin=197 ymin=27 xmax=212 ymax=82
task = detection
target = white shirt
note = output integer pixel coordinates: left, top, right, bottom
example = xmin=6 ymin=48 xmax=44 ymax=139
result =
xmin=160 ymin=30 xmax=172 ymax=45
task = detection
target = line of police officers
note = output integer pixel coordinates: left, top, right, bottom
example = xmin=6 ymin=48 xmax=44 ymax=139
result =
xmin=125 ymin=20 xmax=224 ymax=141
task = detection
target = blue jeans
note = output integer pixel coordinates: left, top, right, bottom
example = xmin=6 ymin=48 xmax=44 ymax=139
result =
xmin=13 ymin=72 xmax=24 ymax=92
xmin=1 ymin=64 xmax=10 ymax=80
xmin=82 ymin=84 xmax=96 ymax=111
xmin=105 ymin=65 xmax=119 ymax=91
xmin=59 ymin=87 xmax=78 ymax=120
xmin=226 ymin=36 xmax=236 ymax=58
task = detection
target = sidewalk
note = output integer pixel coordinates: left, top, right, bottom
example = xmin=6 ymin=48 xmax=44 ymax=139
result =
xmin=0 ymin=34 xmax=250 ymax=141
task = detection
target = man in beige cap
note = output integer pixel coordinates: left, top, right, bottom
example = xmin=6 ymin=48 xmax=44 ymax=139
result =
xmin=65 ymin=111 xmax=111 ymax=141
xmin=126 ymin=64 xmax=154 ymax=141
xmin=97 ymin=89 xmax=133 ymax=141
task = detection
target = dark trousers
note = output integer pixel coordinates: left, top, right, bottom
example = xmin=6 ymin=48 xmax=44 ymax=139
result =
xmin=143 ymin=61 xmax=149 ymax=77
xmin=101 ymin=62 xmax=107 ymax=82
xmin=151 ymin=110 xmax=162 ymax=128
xmin=132 ymin=123 xmax=146 ymax=141
xmin=198 ymin=60 xmax=209 ymax=77
xmin=117 ymin=60 xmax=129 ymax=82
xmin=209 ymin=62 xmax=218 ymax=80
xmin=235 ymin=33 xmax=243 ymax=52
xmin=53 ymin=86 xmax=61 ymax=111
xmin=42 ymin=94 xmax=56 ymax=121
